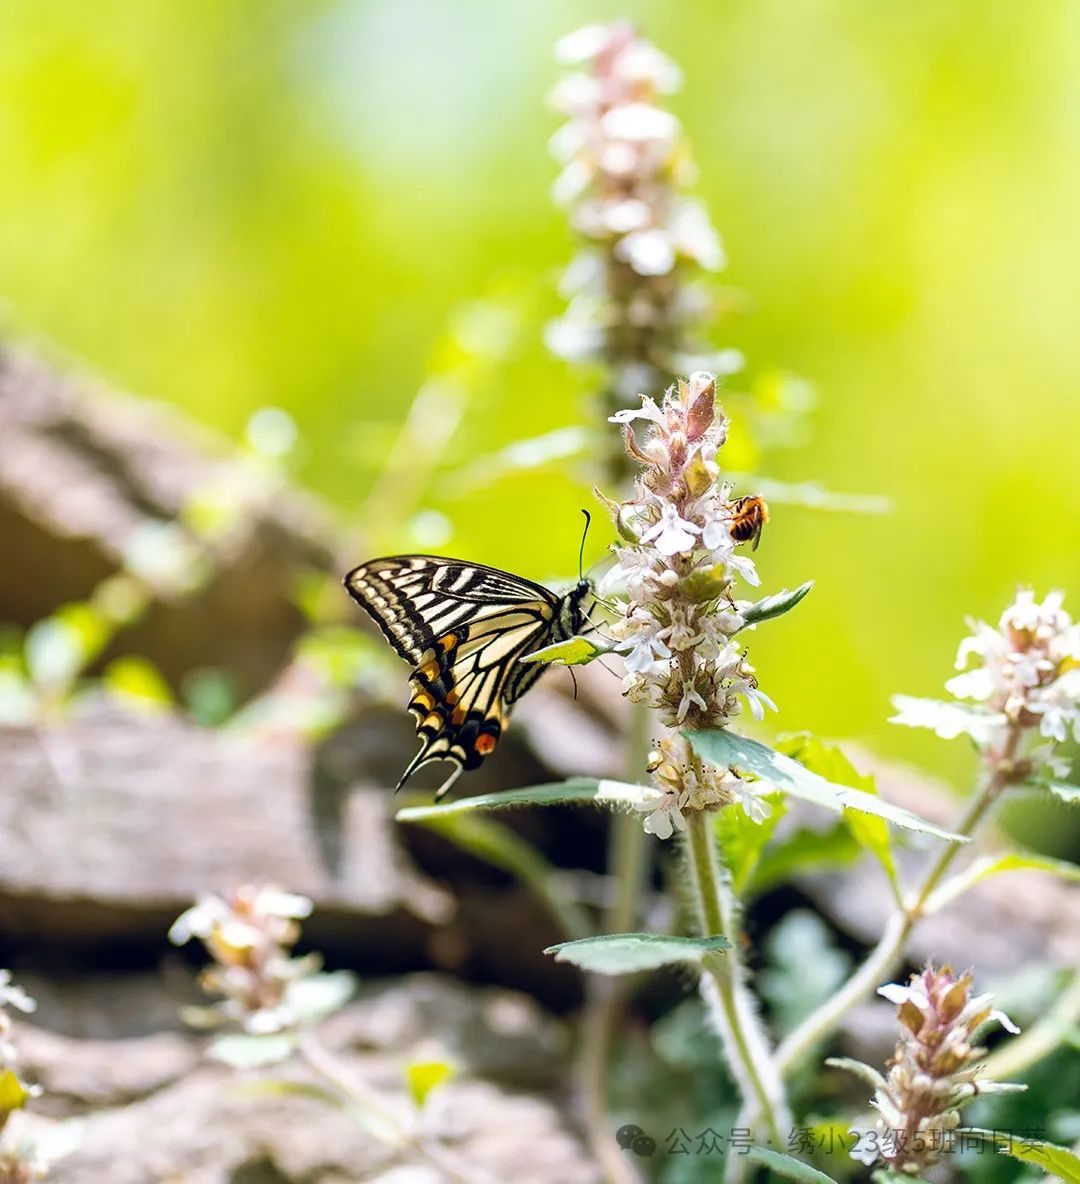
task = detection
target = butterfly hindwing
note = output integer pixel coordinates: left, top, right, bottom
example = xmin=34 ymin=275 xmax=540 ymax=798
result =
xmin=344 ymin=555 xmax=589 ymax=798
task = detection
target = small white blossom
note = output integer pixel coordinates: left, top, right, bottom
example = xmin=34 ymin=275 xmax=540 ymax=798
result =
xmin=635 ymin=789 xmax=687 ymax=840
xmin=641 ymin=503 xmax=701 ymax=555
xmin=901 ymin=590 xmax=1080 ymax=783
xmin=615 ymin=228 xmax=676 ymax=276
xmin=548 ymin=23 xmax=732 ymax=414
xmin=845 ymin=966 xmax=1023 ymax=1175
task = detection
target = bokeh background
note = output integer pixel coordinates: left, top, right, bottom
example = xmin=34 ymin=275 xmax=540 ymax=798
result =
xmin=3 ymin=0 xmax=1079 ymax=800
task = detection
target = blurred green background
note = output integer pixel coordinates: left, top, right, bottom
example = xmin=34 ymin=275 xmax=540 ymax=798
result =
xmin=2 ymin=0 xmax=1079 ymax=793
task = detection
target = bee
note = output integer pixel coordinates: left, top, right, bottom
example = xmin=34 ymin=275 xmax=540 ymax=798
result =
xmin=728 ymin=495 xmax=769 ymax=551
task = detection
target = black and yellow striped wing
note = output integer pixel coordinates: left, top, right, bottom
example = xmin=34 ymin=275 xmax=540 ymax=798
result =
xmin=344 ymin=556 xmax=589 ymax=799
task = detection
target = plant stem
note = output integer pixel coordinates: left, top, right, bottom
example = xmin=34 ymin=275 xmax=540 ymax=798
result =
xmin=576 ymin=703 xmax=652 ymax=1184
xmin=773 ymin=730 xmax=1020 ymax=1078
xmin=684 ymin=809 xmax=790 ymax=1148
xmin=297 ymin=1031 xmax=499 ymax=1184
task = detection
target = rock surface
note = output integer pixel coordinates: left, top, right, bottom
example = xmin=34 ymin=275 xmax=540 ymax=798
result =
xmin=10 ymin=975 xmax=599 ymax=1184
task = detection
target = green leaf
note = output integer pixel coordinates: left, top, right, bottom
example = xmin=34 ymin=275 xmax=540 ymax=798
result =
xmin=684 ymin=728 xmax=967 ymax=842
xmin=740 ymin=582 xmax=814 ymax=628
xmin=744 ymin=1146 xmax=840 ymax=1183
xmin=405 ymin=811 xmax=590 ymax=938
xmin=682 ymin=562 xmax=736 ymax=603
xmin=925 ymin=852 xmax=1080 ymax=913
xmin=518 ymin=634 xmax=615 ymax=667
xmin=285 ymin=971 xmax=357 ymax=1024
xmin=0 ymin=1068 xmax=32 ymax=1114
xmin=748 ymin=822 xmax=862 ymax=896
xmin=405 ymin=1059 xmax=455 ymax=1106
xmin=207 ymin=1033 xmax=297 ymax=1069
xmin=396 ymin=778 xmax=647 ymax=821
xmin=103 ymin=656 xmax=175 ymax=708
xmin=544 ymin=932 xmax=730 ymax=975
xmin=1028 ymin=779 xmax=1080 ymax=805
xmin=779 ymin=734 xmax=900 ymax=903
xmin=825 ymin=1055 xmax=888 ymax=1092
xmin=890 ymin=695 xmax=1002 ymax=745
xmin=714 ymin=791 xmax=787 ymax=894
xmin=960 ymin=1128 xmax=1080 ymax=1183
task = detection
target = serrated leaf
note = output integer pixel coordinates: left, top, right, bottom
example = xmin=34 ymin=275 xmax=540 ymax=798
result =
xmin=925 ymin=852 xmax=1080 ymax=913
xmin=744 ymin=1146 xmax=840 ymax=1183
xmin=405 ymin=1059 xmax=455 ymax=1106
xmin=544 ymin=932 xmax=730 ymax=975
xmin=207 ymin=1033 xmax=297 ymax=1069
xmin=779 ymin=734 xmax=900 ymax=902
xmin=396 ymin=778 xmax=648 ymax=821
xmin=519 ymin=635 xmax=615 ymax=667
xmin=684 ymin=729 xmax=967 ymax=842
xmin=740 ymin=582 xmax=814 ymax=628
xmin=959 ymin=1128 xmax=1080 ymax=1183
xmin=889 ymin=695 xmax=1003 ymax=744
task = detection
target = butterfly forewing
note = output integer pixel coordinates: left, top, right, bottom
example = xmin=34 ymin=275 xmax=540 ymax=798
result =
xmin=344 ymin=555 xmax=588 ymax=798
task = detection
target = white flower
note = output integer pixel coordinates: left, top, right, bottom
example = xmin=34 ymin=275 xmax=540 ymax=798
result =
xmin=608 ymin=396 xmax=665 ymax=426
xmin=635 ymin=790 xmax=687 ymax=840
xmin=603 ymin=198 xmax=652 ymax=233
xmin=601 ymin=102 xmax=680 ymax=144
xmin=169 ymin=894 xmax=231 ymax=945
xmin=669 ymin=200 xmax=726 ymax=271
xmin=551 ymin=159 xmax=592 ymax=206
xmin=641 ymin=503 xmax=701 ymax=555
xmin=738 ymin=681 xmax=777 ymax=722
xmin=0 ymin=969 xmax=36 ymax=1015
xmin=725 ymin=772 xmax=772 ymax=823
xmin=618 ymin=42 xmax=683 ymax=91
xmin=878 ymin=981 xmax=929 ymax=1009
xmin=615 ymin=228 xmax=676 ymax=276
xmin=675 ymin=683 xmax=708 ymax=723
xmin=554 ymin=24 xmax=612 ymax=65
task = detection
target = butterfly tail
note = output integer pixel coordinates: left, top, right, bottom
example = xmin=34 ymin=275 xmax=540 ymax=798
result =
xmin=395 ymin=744 xmax=464 ymax=802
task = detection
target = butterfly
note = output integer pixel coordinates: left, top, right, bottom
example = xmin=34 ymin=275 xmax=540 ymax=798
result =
xmin=344 ymin=554 xmax=592 ymax=800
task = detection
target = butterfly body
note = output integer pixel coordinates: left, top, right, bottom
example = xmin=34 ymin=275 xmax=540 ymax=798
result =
xmin=344 ymin=555 xmax=590 ymax=799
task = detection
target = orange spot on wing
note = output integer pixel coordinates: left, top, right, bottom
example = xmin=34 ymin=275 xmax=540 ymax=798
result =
xmin=439 ymin=634 xmax=457 ymax=652
xmin=475 ymin=733 xmax=497 ymax=756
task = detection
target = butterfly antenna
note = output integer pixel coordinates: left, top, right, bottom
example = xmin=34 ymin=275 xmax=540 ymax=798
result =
xmin=569 ymin=667 xmax=579 ymax=700
xmin=578 ymin=508 xmax=591 ymax=582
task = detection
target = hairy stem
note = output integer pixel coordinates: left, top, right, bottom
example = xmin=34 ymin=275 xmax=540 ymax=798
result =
xmin=684 ymin=809 xmax=790 ymax=1148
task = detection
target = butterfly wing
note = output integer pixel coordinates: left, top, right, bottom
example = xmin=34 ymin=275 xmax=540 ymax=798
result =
xmin=344 ymin=556 xmax=574 ymax=798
